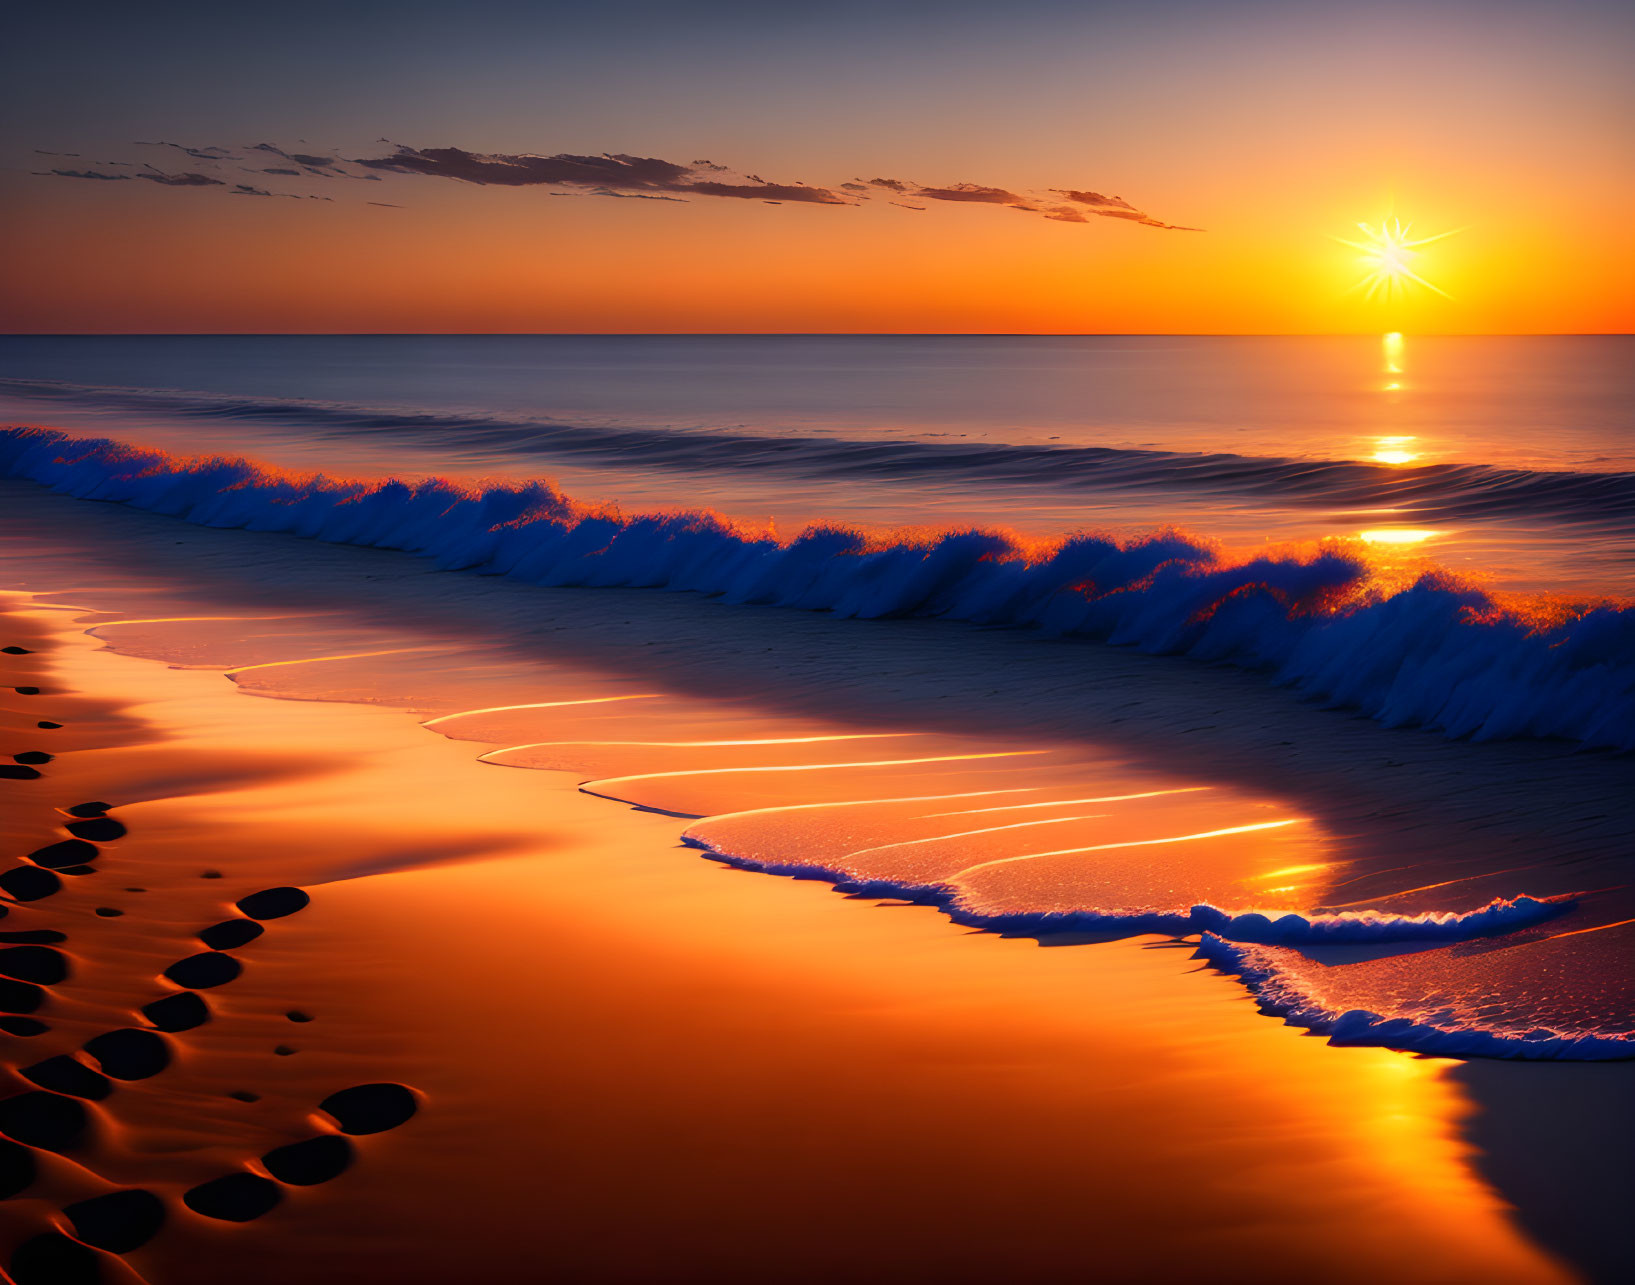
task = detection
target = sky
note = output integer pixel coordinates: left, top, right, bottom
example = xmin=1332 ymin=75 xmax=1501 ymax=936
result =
xmin=2 ymin=0 xmax=1630 ymax=334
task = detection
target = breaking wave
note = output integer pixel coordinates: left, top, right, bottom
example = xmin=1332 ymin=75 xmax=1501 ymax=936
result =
xmin=4 ymin=425 xmax=1634 ymax=750
xmin=6 ymin=376 xmax=1635 ymax=525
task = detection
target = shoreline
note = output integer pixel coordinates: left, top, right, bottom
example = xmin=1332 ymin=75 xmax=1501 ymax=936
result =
xmin=5 ymin=478 xmax=1632 ymax=885
xmin=0 ymin=585 xmax=1585 ymax=1284
xmin=3 ymin=477 xmax=1633 ymax=1279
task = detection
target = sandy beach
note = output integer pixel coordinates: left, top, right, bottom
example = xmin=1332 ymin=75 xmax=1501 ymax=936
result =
xmin=5 ymin=1 xmax=1632 ymax=1277
xmin=4 ymin=476 xmax=1631 ymax=1282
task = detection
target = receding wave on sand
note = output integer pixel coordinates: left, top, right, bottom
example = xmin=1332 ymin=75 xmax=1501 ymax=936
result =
xmin=2 ymin=459 xmax=1629 ymax=1067
xmin=3 ymin=468 xmax=1632 ymax=1280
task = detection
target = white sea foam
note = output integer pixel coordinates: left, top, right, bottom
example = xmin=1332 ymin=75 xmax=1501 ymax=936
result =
xmin=1196 ymin=933 xmax=1634 ymax=1060
xmin=4 ymin=426 xmax=1633 ymax=751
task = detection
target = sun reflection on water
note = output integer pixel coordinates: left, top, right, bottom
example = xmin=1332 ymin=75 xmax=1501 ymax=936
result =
xmin=1382 ymin=331 xmax=1405 ymax=374
xmin=1372 ymin=435 xmax=1420 ymax=465
xmin=1368 ymin=334 xmax=1425 ymax=459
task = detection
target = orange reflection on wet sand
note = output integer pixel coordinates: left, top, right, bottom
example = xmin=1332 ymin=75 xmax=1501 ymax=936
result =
xmin=0 ymin=588 xmax=1576 ymax=1282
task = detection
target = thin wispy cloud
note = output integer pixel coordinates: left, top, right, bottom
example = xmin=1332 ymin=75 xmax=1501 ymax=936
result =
xmin=140 ymin=170 xmax=225 ymax=187
xmin=352 ymin=147 xmax=850 ymax=205
xmin=859 ymin=177 xmax=1196 ymax=230
xmin=33 ymin=137 xmax=1199 ymax=230
xmin=137 ymin=140 xmax=236 ymax=162
xmin=354 ymin=145 xmax=1197 ymax=228
xmin=44 ymin=168 xmax=131 ymax=181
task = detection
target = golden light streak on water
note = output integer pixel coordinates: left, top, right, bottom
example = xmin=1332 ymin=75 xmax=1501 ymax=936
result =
xmin=223 ymin=646 xmax=455 ymax=674
xmin=421 ymin=694 xmax=664 ymax=726
xmin=547 ymin=749 xmax=1049 ymax=779
xmin=842 ymin=813 xmax=1113 ymax=860
xmin=924 ymin=787 xmax=1213 ymax=817
xmin=956 ymin=818 xmax=1307 ymax=874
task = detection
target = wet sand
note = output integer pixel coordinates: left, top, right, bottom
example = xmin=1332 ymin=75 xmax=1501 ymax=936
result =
xmin=2 ymin=478 xmax=1631 ymax=1282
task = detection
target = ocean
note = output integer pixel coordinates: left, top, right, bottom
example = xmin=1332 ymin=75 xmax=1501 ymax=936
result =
xmin=2 ymin=334 xmax=1632 ymax=593
xmin=1 ymin=333 xmax=1632 ymax=1280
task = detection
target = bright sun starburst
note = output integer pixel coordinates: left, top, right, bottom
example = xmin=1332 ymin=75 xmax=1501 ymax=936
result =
xmin=1337 ymin=216 xmax=1459 ymax=301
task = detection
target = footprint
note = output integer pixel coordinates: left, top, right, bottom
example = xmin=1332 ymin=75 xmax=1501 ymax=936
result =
xmin=183 ymin=1082 xmax=417 ymax=1223
xmin=64 ymin=1187 xmax=167 ymax=1253
xmin=141 ymin=992 xmax=211 ymax=1032
xmin=66 ymin=817 xmax=125 ymax=842
xmin=20 ymin=1056 xmax=113 ymax=1102
xmin=28 ymin=840 xmax=99 ymax=870
xmin=84 ymin=1029 xmax=171 ymax=1080
xmin=198 ymin=919 xmax=264 ymax=950
xmin=0 ymin=977 xmax=46 ymax=1014
xmin=182 ymin=1171 xmax=283 ymax=1222
xmin=261 ymin=1135 xmax=352 ymax=1185
xmin=0 ymin=945 xmax=69 ymax=984
xmin=235 ymin=887 xmax=310 ymax=919
xmin=0 ymin=866 xmax=62 ymax=900
xmin=1 ymin=1136 xmax=37 ymax=1197
xmin=162 ymin=952 xmax=242 ymax=989
xmin=5 ymin=1233 xmax=102 ymax=1285
xmin=319 ymin=1083 xmax=420 ymax=1135
xmin=0 ymin=1090 xmax=88 ymax=1151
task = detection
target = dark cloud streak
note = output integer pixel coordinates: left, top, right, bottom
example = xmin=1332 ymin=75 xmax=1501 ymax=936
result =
xmin=137 ymin=140 xmax=236 ymax=161
xmin=912 ymin=183 xmax=1026 ymax=205
xmin=35 ymin=136 xmax=1199 ymax=230
xmin=140 ymin=170 xmax=225 ymax=187
xmin=43 ymin=168 xmax=131 ymax=180
xmin=353 ymin=146 xmax=849 ymax=204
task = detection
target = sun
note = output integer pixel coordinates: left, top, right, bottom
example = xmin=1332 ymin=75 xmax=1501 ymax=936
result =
xmin=1337 ymin=217 xmax=1459 ymax=301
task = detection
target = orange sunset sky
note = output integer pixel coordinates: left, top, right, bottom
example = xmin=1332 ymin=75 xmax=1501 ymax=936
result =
xmin=3 ymin=1 xmax=1631 ymax=334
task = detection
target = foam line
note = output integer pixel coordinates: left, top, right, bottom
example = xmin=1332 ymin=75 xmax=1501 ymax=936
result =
xmin=1196 ymin=933 xmax=1634 ymax=1061
xmin=683 ymin=825 xmax=1573 ymax=945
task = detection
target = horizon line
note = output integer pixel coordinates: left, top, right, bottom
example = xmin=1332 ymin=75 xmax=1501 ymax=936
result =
xmin=2 ymin=331 xmax=1630 ymax=339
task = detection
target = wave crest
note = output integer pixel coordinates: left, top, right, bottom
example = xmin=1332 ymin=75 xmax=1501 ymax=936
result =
xmin=4 ymin=426 xmax=1634 ymax=749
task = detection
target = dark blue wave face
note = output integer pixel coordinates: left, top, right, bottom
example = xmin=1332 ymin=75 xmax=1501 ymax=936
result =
xmin=1 ymin=335 xmax=1632 ymax=595
xmin=5 ymin=424 xmax=1635 ymax=757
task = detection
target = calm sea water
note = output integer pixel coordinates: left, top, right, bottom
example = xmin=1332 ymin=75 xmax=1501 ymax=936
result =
xmin=2 ymin=334 xmax=1631 ymax=593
